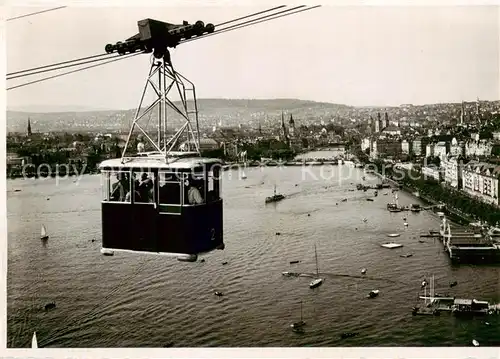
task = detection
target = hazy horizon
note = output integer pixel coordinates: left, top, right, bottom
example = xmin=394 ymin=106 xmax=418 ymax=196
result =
xmin=6 ymin=5 xmax=500 ymax=110
xmin=7 ymin=96 xmax=500 ymax=114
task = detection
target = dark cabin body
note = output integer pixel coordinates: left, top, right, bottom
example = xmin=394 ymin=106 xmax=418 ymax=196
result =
xmin=99 ymin=153 xmax=224 ymax=260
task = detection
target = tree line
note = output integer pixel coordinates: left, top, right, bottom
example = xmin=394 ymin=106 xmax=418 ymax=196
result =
xmin=372 ymin=160 xmax=500 ymax=225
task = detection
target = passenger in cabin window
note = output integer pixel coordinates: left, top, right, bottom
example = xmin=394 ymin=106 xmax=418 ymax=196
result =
xmin=187 ymin=179 xmax=204 ymax=204
xmin=111 ymin=173 xmax=129 ymax=202
xmin=137 ymin=173 xmax=153 ymax=202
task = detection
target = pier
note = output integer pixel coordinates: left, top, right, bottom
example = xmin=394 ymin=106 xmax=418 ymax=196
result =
xmin=418 ymin=296 xmax=500 ymax=315
xmin=439 ymin=216 xmax=500 ymax=263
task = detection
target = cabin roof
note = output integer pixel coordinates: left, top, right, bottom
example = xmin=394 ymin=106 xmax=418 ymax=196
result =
xmin=454 ymin=299 xmax=472 ymax=305
xmin=99 ymin=154 xmax=222 ymax=170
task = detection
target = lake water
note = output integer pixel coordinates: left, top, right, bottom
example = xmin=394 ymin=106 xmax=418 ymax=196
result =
xmin=6 ymin=161 xmax=500 ymax=347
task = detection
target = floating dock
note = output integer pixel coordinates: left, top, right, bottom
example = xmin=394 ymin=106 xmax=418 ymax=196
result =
xmin=438 ymin=217 xmax=500 ymax=263
xmin=418 ymin=296 xmax=500 ymax=315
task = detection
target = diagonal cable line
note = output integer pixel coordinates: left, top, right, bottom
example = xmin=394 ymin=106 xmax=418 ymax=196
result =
xmin=7 ymin=53 xmax=116 ymax=77
xmin=7 ymin=53 xmax=124 ymax=80
xmin=7 ymin=6 xmax=67 ymax=21
xmin=214 ymin=5 xmax=286 ymax=27
xmin=180 ymin=5 xmax=313 ymax=45
xmin=7 ymin=52 xmax=143 ymax=91
xmin=6 ymin=7 xmax=286 ymax=77
xmin=7 ymin=6 xmax=321 ymax=90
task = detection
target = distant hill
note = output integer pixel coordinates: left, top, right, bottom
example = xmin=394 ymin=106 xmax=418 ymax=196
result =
xmin=7 ymin=105 xmax=117 ymax=113
xmin=6 ymin=98 xmax=352 ymax=133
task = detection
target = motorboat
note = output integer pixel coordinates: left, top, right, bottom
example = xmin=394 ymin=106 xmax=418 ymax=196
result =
xmin=100 ymin=248 xmax=114 ymax=256
xmin=340 ymin=332 xmax=359 ymax=339
xmin=410 ymin=204 xmax=421 ymax=212
xmin=381 ymin=242 xmax=403 ymax=249
xmin=265 ymin=185 xmax=285 ymax=204
xmin=367 ymin=290 xmax=379 ymax=298
xmin=309 ymin=278 xmax=323 ymax=289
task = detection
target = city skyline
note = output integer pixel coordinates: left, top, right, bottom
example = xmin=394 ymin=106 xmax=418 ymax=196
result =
xmin=5 ymin=4 xmax=500 ymax=110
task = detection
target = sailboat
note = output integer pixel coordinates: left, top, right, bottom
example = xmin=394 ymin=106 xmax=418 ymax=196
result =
xmin=265 ymin=185 xmax=285 ymax=204
xmin=387 ymin=192 xmax=402 ymax=212
xmin=40 ymin=225 xmax=49 ymax=240
xmin=413 ymin=275 xmax=440 ymax=316
xmin=290 ymin=301 xmax=306 ymax=330
xmin=309 ymin=245 xmax=323 ymax=289
xmin=31 ymin=331 xmax=38 ymax=348
xmin=241 ymin=169 xmax=247 ymax=179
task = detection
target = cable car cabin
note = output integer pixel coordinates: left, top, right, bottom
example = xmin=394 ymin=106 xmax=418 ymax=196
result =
xmin=98 ymin=154 xmax=224 ymax=262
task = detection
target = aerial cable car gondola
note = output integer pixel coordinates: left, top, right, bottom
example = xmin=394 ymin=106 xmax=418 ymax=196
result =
xmin=99 ymin=19 xmax=224 ymax=262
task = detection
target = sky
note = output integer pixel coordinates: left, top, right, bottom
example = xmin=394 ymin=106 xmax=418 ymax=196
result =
xmin=4 ymin=2 xmax=500 ymax=110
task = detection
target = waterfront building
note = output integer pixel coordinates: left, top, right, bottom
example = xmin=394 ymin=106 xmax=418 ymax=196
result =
xmin=462 ymin=161 xmax=500 ymax=207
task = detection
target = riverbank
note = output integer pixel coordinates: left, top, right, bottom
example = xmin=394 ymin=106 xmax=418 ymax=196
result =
xmin=223 ymin=160 xmax=342 ymax=168
xmin=370 ymin=171 xmax=472 ymax=225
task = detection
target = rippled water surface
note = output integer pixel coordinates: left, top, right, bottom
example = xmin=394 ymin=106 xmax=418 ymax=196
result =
xmin=7 ymin=163 xmax=500 ymax=347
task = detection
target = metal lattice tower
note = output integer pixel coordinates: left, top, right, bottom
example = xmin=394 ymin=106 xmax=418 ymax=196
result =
xmin=121 ymin=52 xmax=201 ymax=163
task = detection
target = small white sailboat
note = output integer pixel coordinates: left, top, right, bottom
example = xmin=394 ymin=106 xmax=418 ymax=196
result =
xmin=472 ymin=339 xmax=479 ymax=347
xmin=361 ymin=268 xmax=367 ymax=275
xmin=241 ymin=170 xmax=247 ymax=180
xmin=309 ymin=245 xmax=323 ymax=289
xmin=40 ymin=225 xmax=49 ymax=240
xmin=31 ymin=331 xmax=38 ymax=348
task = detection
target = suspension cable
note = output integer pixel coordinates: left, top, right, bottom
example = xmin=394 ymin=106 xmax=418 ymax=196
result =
xmin=210 ymin=5 xmax=322 ymax=39
xmin=180 ymin=5 xmax=311 ymax=45
xmin=7 ymin=6 xmax=320 ymax=91
xmin=214 ymin=5 xmax=286 ymax=27
xmin=7 ymin=53 xmax=124 ymax=80
xmin=7 ymin=52 xmax=143 ymax=91
xmin=7 ymin=6 xmax=318 ymax=80
xmin=7 ymin=53 xmax=116 ymax=77
xmin=7 ymin=6 xmax=67 ymax=21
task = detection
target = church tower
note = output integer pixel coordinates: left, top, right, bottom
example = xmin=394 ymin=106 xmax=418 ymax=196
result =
xmin=27 ymin=117 xmax=32 ymax=136
xmin=289 ymin=114 xmax=295 ymax=137
xmin=460 ymin=101 xmax=465 ymax=125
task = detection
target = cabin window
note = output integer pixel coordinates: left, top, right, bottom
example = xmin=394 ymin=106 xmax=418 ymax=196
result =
xmin=207 ymin=167 xmax=221 ymax=202
xmin=132 ymin=170 xmax=155 ymax=204
xmin=107 ymin=170 xmax=132 ymax=203
xmin=183 ymin=173 xmax=206 ymax=206
xmin=158 ymin=171 xmax=182 ymax=205
xmin=101 ymin=171 xmax=110 ymax=201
